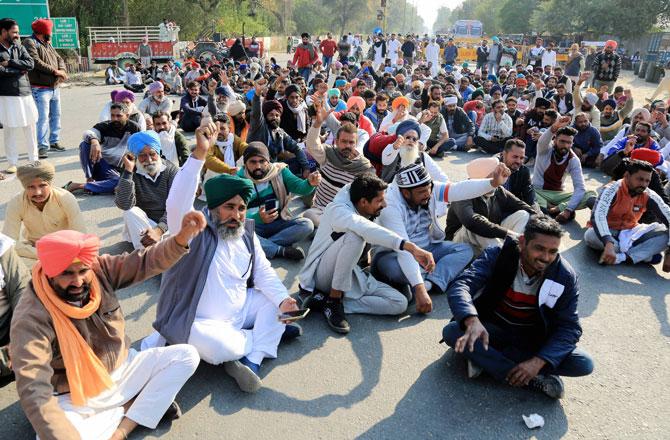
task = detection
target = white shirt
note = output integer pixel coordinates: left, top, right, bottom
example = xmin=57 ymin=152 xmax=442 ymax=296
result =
xmin=542 ymin=50 xmax=557 ymax=67
xmin=388 ymin=39 xmax=401 ymax=57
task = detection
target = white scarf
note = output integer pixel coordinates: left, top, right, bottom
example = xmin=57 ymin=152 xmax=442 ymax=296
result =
xmin=158 ymin=125 xmax=178 ymax=164
xmin=215 ymin=133 xmax=236 ymax=167
xmin=0 ymin=233 xmax=15 ymax=291
xmin=287 ymin=100 xmax=308 ymax=133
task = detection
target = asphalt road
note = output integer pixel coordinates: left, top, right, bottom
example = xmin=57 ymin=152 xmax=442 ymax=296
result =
xmin=0 ymin=69 xmax=668 ymax=439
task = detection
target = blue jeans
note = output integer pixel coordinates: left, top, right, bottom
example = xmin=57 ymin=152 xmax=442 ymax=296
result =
xmin=299 ymin=67 xmax=312 ymax=83
xmin=442 ymin=320 xmax=594 ymax=381
xmin=486 ymin=61 xmax=498 ymax=76
xmin=78 ymin=141 xmax=120 ymax=194
xmin=32 ymin=87 xmax=61 ymax=149
xmin=371 ymin=241 xmax=473 ymax=294
xmin=255 ymin=217 xmax=314 ymax=258
xmin=322 ymin=55 xmax=333 ymax=71
xmin=452 ymin=133 xmax=471 ymax=151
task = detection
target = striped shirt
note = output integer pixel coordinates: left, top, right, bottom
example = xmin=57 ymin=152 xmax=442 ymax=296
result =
xmin=313 ymin=162 xmax=359 ymax=209
xmin=493 ymin=263 xmax=542 ymax=328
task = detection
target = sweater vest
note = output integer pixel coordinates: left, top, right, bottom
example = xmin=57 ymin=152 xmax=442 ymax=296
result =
xmin=607 ymin=182 xmax=649 ymax=231
xmin=543 ymin=151 xmax=574 ymax=191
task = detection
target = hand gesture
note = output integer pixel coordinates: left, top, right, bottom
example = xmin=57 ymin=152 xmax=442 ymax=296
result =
xmin=312 ymin=95 xmax=328 ymax=126
xmin=490 ymin=163 xmax=511 ymax=187
xmin=174 ymin=211 xmax=207 ymax=247
xmin=259 ymin=206 xmax=279 ymax=224
xmin=552 ymin=115 xmax=572 ymax=132
xmin=307 ymin=170 xmax=321 ymax=186
xmin=194 ymin=122 xmax=218 ymax=160
xmin=254 ymin=79 xmax=268 ymax=97
xmin=140 ymin=227 xmax=163 ymax=247
xmin=579 ymin=71 xmax=591 ymax=83
xmin=89 ymin=139 xmax=102 ymax=163
xmin=414 ymin=284 xmax=433 ymax=314
xmin=405 ymin=242 xmax=435 ymax=272
xmin=208 ymin=78 xmax=217 ymax=94
xmin=220 ymin=71 xmax=229 ymax=86
xmin=598 ymin=242 xmax=618 ymax=265
xmin=122 ymin=153 xmax=136 ymax=172
xmin=278 ymin=297 xmax=299 ymax=323
xmin=455 ymin=316 xmax=489 ymax=353
xmin=392 ymin=135 xmax=405 ymax=150
xmin=624 ymin=134 xmax=637 ymax=155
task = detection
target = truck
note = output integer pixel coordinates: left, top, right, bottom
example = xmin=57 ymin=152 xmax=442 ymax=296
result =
xmin=87 ymin=26 xmax=179 ymax=66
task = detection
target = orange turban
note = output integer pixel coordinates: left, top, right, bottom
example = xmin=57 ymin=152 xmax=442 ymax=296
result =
xmin=605 ymin=40 xmax=618 ymax=49
xmin=347 ymin=96 xmax=365 ymax=112
xmin=36 ymin=230 xmax=100 ymax=278
xmin=392 ymin=96 xmax=410 ymax=110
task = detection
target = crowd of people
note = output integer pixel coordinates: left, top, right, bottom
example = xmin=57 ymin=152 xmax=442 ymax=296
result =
xmin=1 ymin=17 xmax=670 ymax=439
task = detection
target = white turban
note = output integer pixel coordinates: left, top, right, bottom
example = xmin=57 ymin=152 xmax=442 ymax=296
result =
xmin=445 ymin=96 xmax=458 ymax=106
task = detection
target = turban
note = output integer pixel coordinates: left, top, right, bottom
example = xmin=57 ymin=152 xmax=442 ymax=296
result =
xmin=630 ymin=107 xmax=651 ymax=121
xmin=605 ymin=40 xmax=618 ymax=49
xmin=396 ymin=120 xmax=421 ymax=137
xmin=284 ymin=84 xmax=300 ymax=97
xmin=411 ymin=80 xmax=423 ymax=90
xmin=392 ymin=96 xmax=410 ymax=111
xmin=215 ymin=86 xmax=232 ymax=97
xmin=471 ymin=89 xmax=485 ymax=100
xmin=31 ymin=19 xmax=53 ymax=36
xmin=128 ymin=130 xmax=161 ymax=156
xmin=385 ymin=78 xmax=397 ymax=87
xmin=17 ymin=161 xmax=56 ymax=187
xmin=602 ymin=99 xmax=617 ymax=109
xmin=516 ymin=78 xmax=528 ymax=87
xmin=466 ymin=157 xmax=499 ymax=179
xmin=262 ymin=99 xmax=283 ymax=117
xmin=396 ymin=164 xmax=431 ymax=188
xmin=631 ymin=148 xmax=662 ymax=167
xmin=228 ymin=100 xmax=246 ymax=116
xmin=327 ymin=88 xmax=341 ymax=98
xmin=487 ymin=74 xmax=497 ymax=82
xmin=148 ymin=81 xmax=164 ymax=93
xmin=335 ymin=79 xmax=347 ymax=87
xmin=203 ymin=173 xmax=254 ymax=209
xmin=461 ymin=62 xmax=469 ymax=69
xmin=334 ymin=61 xmax=343 ymax=69
xmin=492 ymin=36 xmax=500 ymax=43
xmin=243 ymin=141 xmax=271 ymax=163
xmin=490 ymin=84 xmax=502 ymax=95
xmin=351 ymin=78 xmax=360 ymax=88
xmin=113 ymin=90 xmax=135 ymax=103
xmin=347 ymin=96 xmax=365 ymax=112
xmin=584 ymin=92 xmax=599 ymax=106
xmin=36 ymin=230 xmax=101 ymax=278
xmin=444 ymin=96 xmax=458 ymax=106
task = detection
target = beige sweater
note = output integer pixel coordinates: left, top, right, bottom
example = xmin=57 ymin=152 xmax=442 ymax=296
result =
xmin=2 ymin=187 xmax=87 ymax=259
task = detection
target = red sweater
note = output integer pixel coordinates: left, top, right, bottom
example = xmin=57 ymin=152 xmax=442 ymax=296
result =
xmin=319 ymin=39 xmax=337 ymax=57
xmin=292 ymin=44 xmax=318 ymax=68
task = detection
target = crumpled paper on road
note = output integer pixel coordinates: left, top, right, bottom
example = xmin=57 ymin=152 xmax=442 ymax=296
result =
xmin=522 ymin=413 xmax=545 ymax=429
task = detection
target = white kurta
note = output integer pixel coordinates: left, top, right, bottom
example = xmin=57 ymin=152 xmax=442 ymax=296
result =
xmin=387 ymin=39 xmax=401 ymax=64
xmin=425 ymin=43 xmax=440 ymax=76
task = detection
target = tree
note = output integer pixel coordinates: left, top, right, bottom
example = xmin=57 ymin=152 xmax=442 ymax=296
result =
xmin=497 ymin=0 xmax=537 ymax=34
xmin=433 ymin=6 xmax=453 ymax=33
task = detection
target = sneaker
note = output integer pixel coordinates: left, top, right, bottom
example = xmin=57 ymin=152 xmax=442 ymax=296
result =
xmin=224 ymin=359 xmax=262 ymax=393
xmin=159 ymin=401 xmax=182 ymax=424
xmin=323 ymin=297 xmax=350 ymax=334
xmin=280 ymin=246 xmax=305 ymax=260
xmin=467 ymin=360 xmax=483 ymax=379
xmin=281 ymin=322 xmax=303 ymax=343
xmin=38 ymin=148 xmax=48 ymax=159
xmin=299 ymin=286 xmax=326 ymax=311
xmin=528 ymin=374 xmax=565 ymax=399
xmin=50 ymin=142 xmax=66 ymax=151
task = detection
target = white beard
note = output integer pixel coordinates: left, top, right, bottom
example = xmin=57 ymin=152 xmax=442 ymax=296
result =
xmin=399 ymin=145 xmax=419 ymax=167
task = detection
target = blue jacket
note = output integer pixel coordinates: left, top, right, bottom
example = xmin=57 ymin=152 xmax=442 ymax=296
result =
xmin=446 ymin=238 xmax=583 ymax=368
xmin=364 ymin=104 xmax=389 ymax=131
xmin=573 ymin=124 xmax=603 ymax=158
xmin=444 ymin=45 xmax=458 ymax=63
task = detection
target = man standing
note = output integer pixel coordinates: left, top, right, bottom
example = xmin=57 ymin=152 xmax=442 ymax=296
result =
xmin=444 ymin=38 xmax=458 ymax=66
xmin=529 ymin=38 xmax=545 ymax=70
xmin=292 ymin=33 xmax=318 ymax=82
xmin=476 ymin=39 xmax=489 ymax=70
xmin=400 ymin=35 xmax=416 ymax=67
xmin=533 ymin=116 xmax=596 ymax=223
xmin=443 ymin=214 xmax=593 ymax=399
xmin=0 ymin=18 xmax=38 ymax=174
xmin=0 ymin=233 xmax=28 ymax=378
xmin=542 ymin=42 xmax=557 ymax=68
xmin=115 ymin=131 xmax=179 ymax=250
xmin=487 ymin=36 xmax=503 ymax=75
xmin=11 ymin=216 xmax=204 ymax=439
xmin=24 ymin=19 xmax=67 ymax=159
xmin=387 ymin=34 xmax=401 ymax=65
xmin=3 ymin=161 xmax=86 ymax=259
xmin=425 ymin=38 xmax=440 ymax=77
xmin=338 ymin=35 xmax=352 ymax=65
xmin=500 ymin=139 xmax=535 ymax=206
xmin=137 ymin=36 xmax=153 ymax=66
xmin=591 ymin=40 xmax=622 ymax=91
xmin=319 ymin=33 xmax=337 ymax=72
xmin=586 ymin=159 xmax=670 ymax=269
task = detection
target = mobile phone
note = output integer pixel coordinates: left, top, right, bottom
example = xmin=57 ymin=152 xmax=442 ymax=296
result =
xmin=278 ymin=308 xmax=310 ymax=322
xmin=264 ymin=199 xmax=278 ymax=211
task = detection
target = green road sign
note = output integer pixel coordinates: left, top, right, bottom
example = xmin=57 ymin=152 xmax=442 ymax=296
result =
xmin=51 ymin=17 xmax=79 ymax=49
xmin=0 ymin=0 xmax=50 ymax=36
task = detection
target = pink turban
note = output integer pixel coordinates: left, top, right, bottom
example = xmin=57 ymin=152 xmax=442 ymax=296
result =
xmin=605 ymin=40 xmax=618 ymax=49
xmin=347 ymin=96 xmax=365 ymax=112
xmin=36 ymin=231 xmax=101 ymax=278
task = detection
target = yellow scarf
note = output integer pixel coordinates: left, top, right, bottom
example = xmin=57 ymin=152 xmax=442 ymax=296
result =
xmin=32 ymin=263 xmax=114 ymax=406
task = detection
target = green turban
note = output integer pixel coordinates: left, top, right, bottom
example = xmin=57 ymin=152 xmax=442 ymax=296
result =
xmin=204 ymin=173 xmax=254 ymax=209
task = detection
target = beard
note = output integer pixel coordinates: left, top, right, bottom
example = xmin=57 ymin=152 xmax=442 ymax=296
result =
xmin=50 ymin=280 xmax=91 ymax=303
xmin=137 ymin=156 xmax=162 ymax=176
xmin=211 ymin=210 xmax=245 ymax=240
xmin=267 ymin=119 xmax=280 ymax=129
xmin=399 ymin=145 xmax=419 ymax=167
xmin=250 ymin=167 xmax=269 ymax=179
xmin=217 ymin=101 xmax=229 ymax=113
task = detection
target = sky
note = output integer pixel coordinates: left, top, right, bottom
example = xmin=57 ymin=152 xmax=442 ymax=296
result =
xmin=416 ymin=0 xmax=464 ymax=30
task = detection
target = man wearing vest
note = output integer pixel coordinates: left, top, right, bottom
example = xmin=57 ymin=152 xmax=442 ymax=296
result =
xmin=585 ymin=159 xmax=670 ymax=269
xmin=533 ymin=116 xmax=596 ymax=224
xmin=442 ymin=214 xmax=593 ymax=399
xmin=144 ymin=123 xmax=301 ymax=394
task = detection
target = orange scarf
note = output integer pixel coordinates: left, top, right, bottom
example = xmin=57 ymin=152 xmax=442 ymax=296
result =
xmin=31 ymin=263 xmax=114 ymax=406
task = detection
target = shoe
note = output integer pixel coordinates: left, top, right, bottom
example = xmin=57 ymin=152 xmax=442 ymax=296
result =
xmin=467 ymin=360 xmax=483 ymax=379
xmin=38 ymin=148 xmax=48 ymax=159
xmin=528 ymin=374 xmax=565 ymax=399
xmin=50 ymin=142 xmax=66 ymax=151
xmin=323 ymin=297 xmax=350 ymax=334
xmin=280 ymin=246 xmax=305 ymax=260
xmin=281 ymin=322 xmax=303 ymax=343
xmin=647 ymin=253 xmax=663 ymax=265
xmin=159 ymin=401 xmax=182 ymax=424
xmin=299 ymin=286 xmax=326 ymax=311
xmin=224 ymin=359 xmax=262 ymax=393
xmin=5 ymin=166 xmax=17 ymax=174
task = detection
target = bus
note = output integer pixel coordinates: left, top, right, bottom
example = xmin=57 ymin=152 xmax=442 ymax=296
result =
xmin=453 ymin=20 xmax=483 ymax=39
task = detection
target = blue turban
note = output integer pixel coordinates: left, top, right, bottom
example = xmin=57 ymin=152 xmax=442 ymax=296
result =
xmin=490 ymin=84 xmax=502 ymax=95
xmin=215 ymin=86 xmax=232 ymax=98
xmin=487 ymin=74 xmax=497 ymax=82
xmin=128 ymin=130 xmax=161 ymax=156
xmin=396 ymin=120 xmax=421 ymax=137
xmin=335 ymin=79 xmax=347 ymax=87
xmin=327 ymin=88 xmax=341 ymax=98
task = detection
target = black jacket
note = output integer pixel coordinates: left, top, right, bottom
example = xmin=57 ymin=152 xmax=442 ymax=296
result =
xmin=441 ymin=106 xmax=475 ymax=136
xmin=445 ymin=187 xmax=535 ymax=240
xmin=498 ymin=154 xmax=535 ymax=206
xmin=0 ymin=40 xmax=34 ymax=96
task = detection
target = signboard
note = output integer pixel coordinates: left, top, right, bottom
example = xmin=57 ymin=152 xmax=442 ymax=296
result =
xmin=51 ymin=16 xmax=79 ymax=49
xmin=0 ymin=0 xmax=49 ymax=36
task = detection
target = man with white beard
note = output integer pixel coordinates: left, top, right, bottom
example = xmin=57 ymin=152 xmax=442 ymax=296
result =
xmin=152 ymin=111 xmax=190 ymax=166
xmin=138 ymin=81 xmax=172 ymax=116
xmin=115 ymin=131 xmax=179 ymax=250
xmin=425 ymin=39 xmax=440 ymax=77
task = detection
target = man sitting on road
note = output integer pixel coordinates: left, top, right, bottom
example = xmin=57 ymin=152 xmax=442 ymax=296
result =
xmin=115 ymin=131 xmax=179 ymax=250
xmin=0 ymin=233 xmax=29 ymax=379
xmin=3 ymin=161 xmax=86 ymax=259
xmin=532 ymin=115 xmax=596 ymax=223
xmin=145 ymin=123 xmax=301 ymax=393
xmin=600 ymin=121 xmax=661 ymax=177
xmin=499 ymin=139 xmax=535 ymax=207
xmin=138 ymin=81 xmax=172 ymax=116
xmin=372 ymin=162 xmax=511 ymax=307
xmin=237 ymin=142 xmax=319 ymax=260
xmin=153 ymin=111 xmax=190 ymax=167
xmin=474 ymin=98 xmax=514 ymax=154
xmin=303 ymin=100 xmax=374 ymax=227
xmin=571 ymin=112 xmax=603 ymax=169
xmin=442 ymin=96 xmax=476 ymax=151
xmin=67 ymin=102 xmax=141 ymax=194
xmin=204 ymin=113 xmax=248 ymax=178
xmin=299 ymin=174 xmax=436 ymax=334
xmin=446 ymin=157 xmax=535 ymax=255
xmin=442 ymin=214 xmax=594 ymax=399
xmin=10 ymin=218 xmax=205 ymax=440
xmin=585 ymin=159 xmax=670 ymax=269
xmin=179 ymin=81 xmax=208 ymax=132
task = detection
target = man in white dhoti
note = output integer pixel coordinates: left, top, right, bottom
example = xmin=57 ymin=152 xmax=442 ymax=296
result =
xmin=0 ymin=18 xmax=38 ymax=175
xmin=146 ymin=122 xmax=301 ymax=393
xmin=425 ymin=38 xmax=441 ymax=77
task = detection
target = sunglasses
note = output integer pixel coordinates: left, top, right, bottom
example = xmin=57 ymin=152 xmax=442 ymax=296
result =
xmin=404 ymin=135 xmax=418 ymax=141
